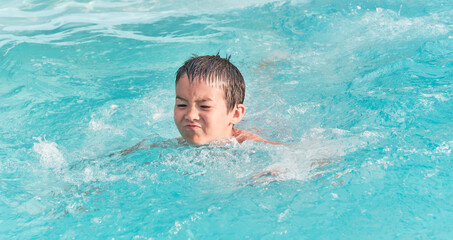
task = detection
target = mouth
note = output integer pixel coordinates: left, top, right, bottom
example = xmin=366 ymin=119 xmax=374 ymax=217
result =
xmin=185 ymin=124 xmax=201 ymax=130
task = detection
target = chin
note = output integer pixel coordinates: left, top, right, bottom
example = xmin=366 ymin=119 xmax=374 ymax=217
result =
xmin=188 ymin=140 xmax=207 ymax=145
xmin=184 ymin=136 xmax=207 ymax=145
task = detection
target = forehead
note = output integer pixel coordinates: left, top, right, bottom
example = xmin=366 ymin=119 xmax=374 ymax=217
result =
xmin=178 ymin=69 xmax=228 ymax=87
xmin=176 ymin=74 xmax=226 ymax=100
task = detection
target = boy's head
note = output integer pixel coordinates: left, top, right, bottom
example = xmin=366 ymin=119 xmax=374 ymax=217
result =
xmin=175 ymin=54 xmax=245 ymax=111
xmin=174 ymin=54 xmax=246 ymax=145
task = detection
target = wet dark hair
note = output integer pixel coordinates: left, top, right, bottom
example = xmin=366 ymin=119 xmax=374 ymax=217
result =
xmin=176 ymin=54 xmax=245 ymax=112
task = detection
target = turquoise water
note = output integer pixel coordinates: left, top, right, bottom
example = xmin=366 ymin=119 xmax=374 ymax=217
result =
xmin=1 ymin=0 xmax=452 ymax=238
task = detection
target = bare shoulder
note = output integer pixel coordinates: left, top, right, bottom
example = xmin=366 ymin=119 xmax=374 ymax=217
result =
xmin=233 ymin=128 xmax=283 ymax=145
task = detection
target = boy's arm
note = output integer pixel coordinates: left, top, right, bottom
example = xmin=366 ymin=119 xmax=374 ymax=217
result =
xmin=119 ymin=139 xmax=147 ymax=156
xmin=113 ymin=138 xmax=183 ymax=157
xmin=233 ymin=128 xmax=283 ymax=145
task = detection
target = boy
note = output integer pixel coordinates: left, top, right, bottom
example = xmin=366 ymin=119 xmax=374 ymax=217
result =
xmin=174 ymin=54 xmax=280 ymax=145
xmin=119 ymin=54 xmax=279 ymax=156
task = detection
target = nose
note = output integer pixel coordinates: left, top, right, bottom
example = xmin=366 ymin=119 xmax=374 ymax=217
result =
xmin=185 ymin=105 xmax=199 ymax=121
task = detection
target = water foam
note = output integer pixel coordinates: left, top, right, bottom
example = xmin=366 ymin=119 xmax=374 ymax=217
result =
xmin=256 ymin=128 xmax=373 ymax=182
xmin=32 ymin=137 xmax=67 ymax=169
xmin=88 ymin=105 xmax=124 ymax=135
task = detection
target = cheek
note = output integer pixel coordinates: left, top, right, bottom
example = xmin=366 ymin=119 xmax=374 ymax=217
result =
xmin=203 ymin=111 xmax=222 ymax=126
xmin=173 ymin=108 xmax=181 ymax=121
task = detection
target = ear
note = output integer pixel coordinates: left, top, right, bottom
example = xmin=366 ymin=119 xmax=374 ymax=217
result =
xmin=230 ymin=104 xmax=246 ymax=125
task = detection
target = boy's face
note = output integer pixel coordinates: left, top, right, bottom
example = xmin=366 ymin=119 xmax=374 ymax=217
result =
xmin=174 ymin=74 xmax=241 ymax=145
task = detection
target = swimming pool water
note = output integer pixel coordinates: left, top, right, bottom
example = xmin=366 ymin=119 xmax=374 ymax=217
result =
xmin=1 ymin=0 xmax=452 ymax=239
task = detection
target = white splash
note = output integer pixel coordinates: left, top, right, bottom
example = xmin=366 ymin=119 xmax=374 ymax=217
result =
xmin=88 ymin=118 xmax=114 ymax=131
xmin=16 ymin=196 xmax=46 ymax=215
xmin=32 ymin=137 xmax=67 ymax=169
xmin=435 ymin=142 xmax=451 ymax=155
xmin=257 ymin=128 xmax=373 ymax=182
xmin=422 ymin=93 xmax=449 ymax=102
xmin=88 ymin=108 xmax=124 ymax=135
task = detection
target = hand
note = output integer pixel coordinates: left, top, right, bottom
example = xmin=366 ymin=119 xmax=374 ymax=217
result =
xmin=251 ymin=169 xmax=286 ymax=179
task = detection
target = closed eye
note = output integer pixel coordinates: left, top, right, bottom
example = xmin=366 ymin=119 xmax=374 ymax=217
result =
xmin=200 ymin=105 xmax=211 ymax=109
xmin=176 ymin=104 xmax=187 ymax=107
